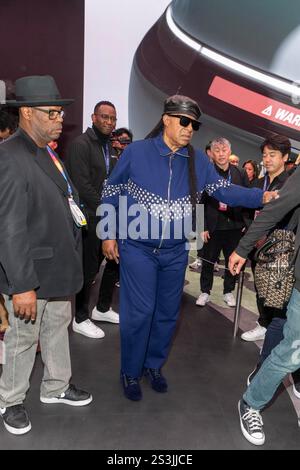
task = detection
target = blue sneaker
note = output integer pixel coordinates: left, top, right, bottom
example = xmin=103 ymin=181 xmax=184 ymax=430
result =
xmin=121 ymin=373 xmax=142 ymax=401
xmin=144 ymin=368 xmax=168 ymax=393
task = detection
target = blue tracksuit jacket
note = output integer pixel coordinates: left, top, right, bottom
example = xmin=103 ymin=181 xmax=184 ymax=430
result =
xmin=100 ymin=134 xmax=263 ymax=249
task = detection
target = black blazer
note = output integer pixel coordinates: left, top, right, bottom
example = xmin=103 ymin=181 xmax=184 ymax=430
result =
xmin=202 ymin=163 xmax=249 ymax=233
xmin=236 ymin=166 xmax=300 ymax=291
xmin=65 ymin=127 xmax=117 ymax=217
xmin=0 ymin=128 xmax=83 ymax=298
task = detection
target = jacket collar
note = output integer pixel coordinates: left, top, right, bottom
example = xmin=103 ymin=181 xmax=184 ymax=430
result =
xmin=17 ymin=128 xmax=71 ymax=195
xmin=153 ymin=133 xmax=189 ymax=158
xmin=268 ymin=169 xmax=289 ymax=189
xmin=17 ymin=127 xmax=39 ymax=153
xmin=86 ymin=126 xmax=98 ymax=141
xmin=92 ymin=124 xmax=110 ymax=145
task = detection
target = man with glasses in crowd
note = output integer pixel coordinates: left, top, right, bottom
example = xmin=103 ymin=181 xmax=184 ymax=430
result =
xmin=66 ymin=101 xmax=119 ymax=339
xmin=0 ymin=75 xmax=92 ymax=435
xmin=99 ymin=94 xmax=276 ymax=402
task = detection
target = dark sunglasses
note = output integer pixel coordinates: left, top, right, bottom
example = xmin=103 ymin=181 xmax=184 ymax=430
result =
xmin=168 ymin=114 xmax=201 ymax=131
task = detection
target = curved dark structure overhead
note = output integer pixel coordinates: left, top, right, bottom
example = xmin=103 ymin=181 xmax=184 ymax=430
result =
xmin=129 ymin=0 xmax=300 ymax=157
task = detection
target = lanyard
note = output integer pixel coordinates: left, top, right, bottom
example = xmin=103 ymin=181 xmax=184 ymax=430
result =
xmin=47 ymin=146 xmax=73 ymax=197
xmin=218 ymin=169 xmax=232 ymax=212
xmin=103 ymin=144 xmax=110 ymax=175
xmin=263 ymin=174 xmax=270 ymax=191
xmin=217 ymin=165 xmax=232 ymax=183
xmin=220 ymin=168 xmax=231 ymax=183
xmin=227 ymin=169 xmax=232 ymax=183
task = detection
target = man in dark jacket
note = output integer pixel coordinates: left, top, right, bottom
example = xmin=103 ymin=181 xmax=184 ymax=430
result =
xmin=0 ymin=75 xmax=92 ymax=436
xmin=66 ymin=101 xmax=119 ymax=339
xmin=196 ymin=137 xmax=249 ymax=308
xmin=241 ymin=135 xmax=291 ymax=342
xmin=229 ymin=166 xmax=300 ymax=446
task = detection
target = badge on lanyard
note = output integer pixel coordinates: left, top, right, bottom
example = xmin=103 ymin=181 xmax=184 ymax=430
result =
xmin=47 ymin=146 xmax=87 ymax=228
xmin=219 ymin=202 xmax=228 ymax=211
xmin=103 ymin=144 xmax=110 ymax=175
xmin=68 ymin=197 xmax=87 ymax=227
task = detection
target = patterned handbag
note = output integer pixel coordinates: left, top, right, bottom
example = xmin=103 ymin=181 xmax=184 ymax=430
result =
xmin=254 ymin=229 xmax=296 ymax=309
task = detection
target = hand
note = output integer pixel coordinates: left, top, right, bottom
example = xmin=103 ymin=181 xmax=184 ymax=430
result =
xmin=12 ymin=290 xmax=37 ymax=323
xmin=229 ymin=251 xmax=246 ymax=275
xmin=102 ymin=240 xmax=119 ymax=264
xmin=0 ymin=294 xmax=9 ymax=332
xmin=263 ymin=190 xmax=279 ymax=204
xmin=201 ymin=231 xmax=210 ymax=243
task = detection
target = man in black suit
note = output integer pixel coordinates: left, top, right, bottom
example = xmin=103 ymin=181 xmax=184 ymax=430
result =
xmin=66 ymin=101 xmax=119 ymax=339
xmin=0 ymin=75 xmax=92 ymax=436
xmin=196 ymin=137 xmax=249 ymax=308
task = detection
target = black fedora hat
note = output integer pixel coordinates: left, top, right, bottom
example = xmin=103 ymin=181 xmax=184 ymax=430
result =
xmin=5 ymin=75 xmax=74 ymax=107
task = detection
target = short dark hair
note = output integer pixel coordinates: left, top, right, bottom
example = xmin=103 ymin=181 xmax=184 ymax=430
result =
xmin=260 ymin=134 xmax=291 ymax=157
xmin=113 ymin=127 xmax=133 ymax=142
xmin=93 ymin=100 xmax=115 ymax=114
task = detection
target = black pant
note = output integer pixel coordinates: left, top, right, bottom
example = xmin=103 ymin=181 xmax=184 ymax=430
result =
xmin=75 ymin=217 xmax=119 ymax=323
xmin=200 ymin=229 xmax=242 ymax=294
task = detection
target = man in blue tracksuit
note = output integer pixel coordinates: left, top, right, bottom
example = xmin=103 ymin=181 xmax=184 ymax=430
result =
xmin=100 ymin=95 xmax=275 ymax=401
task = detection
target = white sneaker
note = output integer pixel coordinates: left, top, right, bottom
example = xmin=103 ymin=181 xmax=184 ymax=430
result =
xmin=241 ymin=322 xmax=266 ymax=342
xmin=196 ymin=293 xmax=210 ymax=306
xmin=189 ymin=258 xmax=202 ymax=271
xmin=91 ymin=307 xmax=119 ymax=324
xmin=224 ymin=292 xmax=236 ymax=307
xmin=72 ymin=319 xmax=105 ymax=339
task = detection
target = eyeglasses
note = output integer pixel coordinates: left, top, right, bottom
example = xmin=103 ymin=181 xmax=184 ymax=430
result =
xmin=33 ymin=108 xmax=65 ymax=120
xmin=168 ymin=114 xmax=200 ymax=131
xmin=94 ymin=113 xmax=117 ymax=123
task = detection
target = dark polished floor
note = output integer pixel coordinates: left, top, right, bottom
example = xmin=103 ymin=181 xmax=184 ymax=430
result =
xmin=0 ymin=290 xmax=299 ymax=450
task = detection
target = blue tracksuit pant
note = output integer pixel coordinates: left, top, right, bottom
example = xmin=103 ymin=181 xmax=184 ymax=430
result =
xmin=118 ymin=240 xmax=188 ymax=377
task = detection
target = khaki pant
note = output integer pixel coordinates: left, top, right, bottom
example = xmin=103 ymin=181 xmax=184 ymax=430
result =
xmin=0 ymin=297 xmax=72 ymax=407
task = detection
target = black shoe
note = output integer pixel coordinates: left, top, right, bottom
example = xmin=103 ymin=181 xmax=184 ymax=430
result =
xmin=238 ymin=399 xmax=265 ymax=446
xmin=121 ymin=373 xmax=142 ymax=401
xmin=145 ymin=368 xmax=168 ymax=393
xmin=40 ymin=384 xmax=92 ymax=406
xmin=0 ymin=404 xmax=31 ymax=435
xmin=247 ymin=365 xmax=260 ymax=386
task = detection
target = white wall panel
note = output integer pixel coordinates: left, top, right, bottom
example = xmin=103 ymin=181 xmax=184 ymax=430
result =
xmin=84 ymin=0 xmax=170 ymax=131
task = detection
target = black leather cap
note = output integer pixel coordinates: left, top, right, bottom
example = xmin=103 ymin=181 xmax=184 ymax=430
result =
xmin=163 ymin=94 xmax=201 ymax=121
